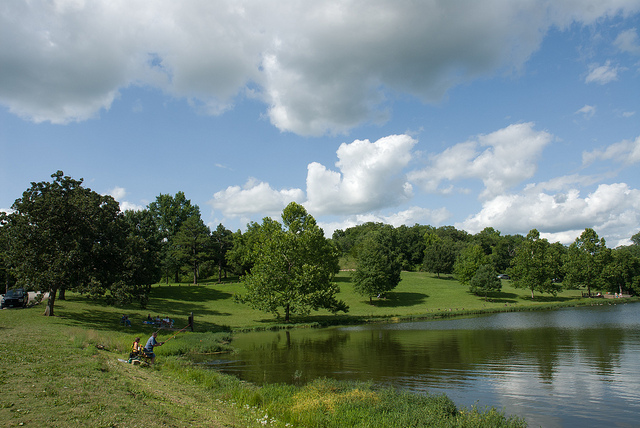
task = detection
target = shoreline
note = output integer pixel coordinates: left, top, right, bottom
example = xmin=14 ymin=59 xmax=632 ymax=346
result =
xmin=230 ymin=296 xmax=640 ymax=333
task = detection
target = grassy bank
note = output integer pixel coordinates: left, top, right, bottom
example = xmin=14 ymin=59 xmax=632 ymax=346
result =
xmin=0 ymin=272 xmax=556 ymax=427
xmin=0 ymin=301 xmax=525 ymax=427
xmin=90 ymin=271 xmax=632 ymax=332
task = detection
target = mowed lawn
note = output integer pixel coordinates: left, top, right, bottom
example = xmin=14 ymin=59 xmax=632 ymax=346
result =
xmin=56 ymin=271 xmax=588 ymax=333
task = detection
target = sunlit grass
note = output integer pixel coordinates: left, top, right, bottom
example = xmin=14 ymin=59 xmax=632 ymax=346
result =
xmin=0 ymin=274 xmax=536 ymax=427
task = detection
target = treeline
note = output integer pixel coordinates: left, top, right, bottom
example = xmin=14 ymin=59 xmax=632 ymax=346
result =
xmin=0 ymin=172 xmax=238 ymax=316
xmin=333 ymin=222 xmax=640 ymax=299
xmin=2 ymin=172 xmax=639 ymax=318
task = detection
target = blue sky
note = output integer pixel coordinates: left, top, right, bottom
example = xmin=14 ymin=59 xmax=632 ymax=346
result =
xmin=1 ymin=1 xmax=640 ymax=247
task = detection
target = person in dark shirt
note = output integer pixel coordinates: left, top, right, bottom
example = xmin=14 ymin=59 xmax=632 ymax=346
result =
xmin=143 ymin=332 xmax=164 ymax=364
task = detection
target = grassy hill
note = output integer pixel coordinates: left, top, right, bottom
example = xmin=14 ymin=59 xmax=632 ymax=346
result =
xmin=2 ymin=271 xmax=615 ymax=427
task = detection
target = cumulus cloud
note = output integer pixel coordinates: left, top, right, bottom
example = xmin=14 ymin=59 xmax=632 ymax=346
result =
xmin=306 ymin=135 xmax=416 ymax=215
xmin=576 ymin=104 xmax=596 ymax=119
xmin=582 ymin=135 xmax=640 ymax=166
xmin=585 ymin=60 xmax=620 ymax=84
xmin=409 ymin=123 xmax=553 ymax=200
xmin=458 ymin=182 xmax=640 ymax=247
xmin=106 ymin=186 xmax=145 ymax=212
xmin=2 ymin=1 xmax=640 ymax=134
xmin=210 ymin=178 xmax=304 ymax=218
xmin=210 ymin=135 xmax=416 ymax=219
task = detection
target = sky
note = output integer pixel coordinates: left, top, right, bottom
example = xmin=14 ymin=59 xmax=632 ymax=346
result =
xmin=1 ymin=0 xmax=640 ymax=247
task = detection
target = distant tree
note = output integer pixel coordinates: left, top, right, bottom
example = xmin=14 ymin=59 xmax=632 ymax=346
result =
xmin=563 ymin=228 xmax=609 ymax=297
xmin=352 ymin=227 xmax=403 ymax=304
xmin=510 ymin=229 xmax=561 ymax=299
xmin=5 ymin=171 xmax=125 ymax=316
xmin=118 ymin=210 xmax=162 ymax=305
xmin=631 ymin=231 xmax=640 ymax=246
xmin=454 ymin=244 xmax=487 ymax=286
xmin=603 ymin=246 xmax=640 ymax=296
xmin=473 ymin=227 xmax=501 ymax=256
xmin=238 ymin=202 xmax=347 ymax=321
xmin=173 ymin=215 xmax=210 ymax=285
xmin=148 ymin=192 xmax=200 ymax=283
xmin=226 ymin=224 xmax=262 ymax=276
xmin=396 ymin=224 xmax=431 ymax=271
xmin=469 ymin=264 xmax=502 ymax=300
xmin=0 ymin=216 xmax=14 ymax=294
xmin=491 ymin=234 xmax=524 ymax=274
xmin=423 ymin=233 xmax=456 ymax=278
xmin=210 ymin=223 xmax=234 ymax=282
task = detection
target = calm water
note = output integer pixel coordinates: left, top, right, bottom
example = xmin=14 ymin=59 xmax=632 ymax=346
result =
xmin=200 ymin=303 xmax=640 ymax=427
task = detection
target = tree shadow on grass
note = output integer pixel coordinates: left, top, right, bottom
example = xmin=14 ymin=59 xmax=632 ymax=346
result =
xmin=519 ymin=295 xmax=577 ymax=303
xmin=60 ymin=307 xmax=231 ymax=334
xmin=150 ymin=285 xmax=234 ymax=303
xmin=368 ymin=292 xmax=429 ymax=308
xmin=58 ymin=295 xmax=231 ymax=333
xmin=480 ymin=291 xmax=519 ymax=304
xmin=433 ymin=275 xmax=457 ymax=281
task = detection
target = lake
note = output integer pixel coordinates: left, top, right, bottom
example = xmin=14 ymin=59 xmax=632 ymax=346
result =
xmin=199 ymin=302 xmax=640 ymax=427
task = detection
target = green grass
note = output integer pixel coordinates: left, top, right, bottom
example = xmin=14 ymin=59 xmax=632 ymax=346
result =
xmin=2 ymin=272 xmax=625 ymax=427
xmin=100 ymin=271 xmax=609 ymax=331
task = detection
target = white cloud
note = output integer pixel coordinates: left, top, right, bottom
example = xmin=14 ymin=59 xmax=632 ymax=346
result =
xmin=585 ymin=60 xmax=620 ymax=84
xmin=3 ymin=1 xmax=640 ymax=134
xmin=306 ymin=135 xmax=416 ymax=215
xmin=458 ymin=182 xmax=640 ymax=247
xmin=582 ymin=135 xmax=640 ymax=166
xmin=210 ymin=178 xmax=304 ymax=218
xmin=614 ymin=28 xmax=640 ymax=55
xmin=576 ymin=104 xmax=596 ymax=119
xmin=119 ymin=201 xmax=146 ymax=212
xmin=108 ymin=186 xmax=127 ymax=201
xmin=106 ymin=187 xmax=145 ymax=212
xmin=622 ymin=111 xmax=636 ymax=117
xmin=409 ymin=122 xmax=553 ymax=200
xmin=210 ymin=135 xmax=416 ymax=219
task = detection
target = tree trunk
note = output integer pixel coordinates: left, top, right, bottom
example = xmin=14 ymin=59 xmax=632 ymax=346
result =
xmin=44 ymin=288 xmax=56 ymax=316
xmin=285 ymin=304 xmax=290 ymax=322
xmin=58 ymin=287 xmax=66 ymax=300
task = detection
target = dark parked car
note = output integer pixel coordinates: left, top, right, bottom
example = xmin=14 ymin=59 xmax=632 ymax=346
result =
xmin=497 ymin=274 xmax=510 ymax=280
xmin=1 ymin=288 xmax=28 ymax=308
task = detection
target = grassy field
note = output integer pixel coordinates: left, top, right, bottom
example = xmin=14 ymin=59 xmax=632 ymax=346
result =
xmin=97 ymin=271 xmax=596 ymax=332
xmin=2 ymin=272 xmax=626 ymax=427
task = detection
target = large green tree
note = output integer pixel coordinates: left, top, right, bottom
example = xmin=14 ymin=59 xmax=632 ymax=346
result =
xmin=352 ymin=226 xmax=403 ymax=304
xmin=453 ymin=244 xmax=487 ymax=286
xmin=238 ymin=202 xmax=347 ymax=321
xmin=602 ymin=246 xmax=640 ymax=296
xmin=5 ymin=171 xmax=125 ymax=316
xmin=510 ymin=229 xmax=561 ymax=299
xmin=120 ymin=209 xmax=162 ymax=292
xmin=563 ymin=228 xmax=609 ymax=297
xmin=469 ymin=264 xmax=502 ymax=300
xmin=210 ymin=223 xmax=234 ymax=282
xmin=423 ymin=232 xmax=456 ymax=278
xmin=173 ymin=215 xmax=210 ymax=285
xmin=148 ymin=192 xmax=200 ymax=283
